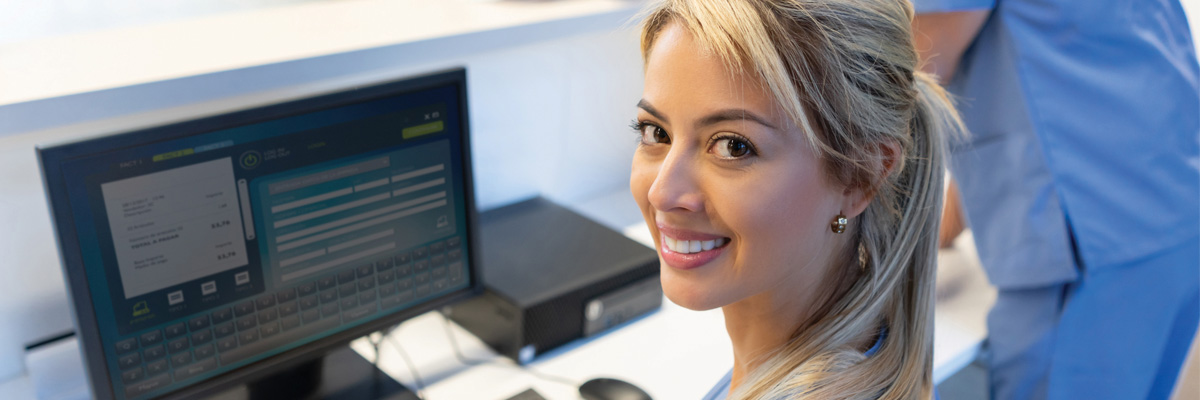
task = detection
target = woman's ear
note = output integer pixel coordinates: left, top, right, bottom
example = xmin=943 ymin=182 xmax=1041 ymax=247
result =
xmin=841 ymin=139 xmax=903 ymax=219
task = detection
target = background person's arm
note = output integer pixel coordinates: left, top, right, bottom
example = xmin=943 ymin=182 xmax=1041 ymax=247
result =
xmin=910 ymin=9 xmax=989 ymax=247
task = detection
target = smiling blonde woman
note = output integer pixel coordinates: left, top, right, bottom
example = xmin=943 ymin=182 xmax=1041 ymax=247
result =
xmin=629 ymin=1 xmax=966 ymax=399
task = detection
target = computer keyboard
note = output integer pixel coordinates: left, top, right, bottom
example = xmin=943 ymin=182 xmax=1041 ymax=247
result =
xmin=112 ymin=236 xmax=466 ymax=398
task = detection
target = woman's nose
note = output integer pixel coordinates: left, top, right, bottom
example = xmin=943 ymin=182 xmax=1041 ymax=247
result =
xmin=647 ymin=149 xmax=705 ymax=214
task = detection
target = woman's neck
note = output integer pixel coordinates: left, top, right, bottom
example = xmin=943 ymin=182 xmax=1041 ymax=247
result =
xmin=722 ymin=287 xmax=819 ymax=392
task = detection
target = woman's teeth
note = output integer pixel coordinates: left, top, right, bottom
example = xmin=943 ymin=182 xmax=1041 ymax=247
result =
xmin=662 ymin=235 xmax=726 ymax=254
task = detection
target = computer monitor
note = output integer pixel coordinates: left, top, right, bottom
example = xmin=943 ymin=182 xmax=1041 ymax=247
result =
xmin=38 ymin=68 xmax=481 ymax=399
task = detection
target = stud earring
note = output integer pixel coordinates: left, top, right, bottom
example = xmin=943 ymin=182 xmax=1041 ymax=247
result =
xmin=831 ymin=214 xmax=848 ymax=234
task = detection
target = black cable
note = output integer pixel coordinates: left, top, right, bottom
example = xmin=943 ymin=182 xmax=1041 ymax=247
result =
xmin=437 ymin=311 xmax=577 ymax=388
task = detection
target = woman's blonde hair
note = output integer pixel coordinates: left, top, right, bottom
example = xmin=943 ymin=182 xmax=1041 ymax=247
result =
xmin=639 ymin=1 xmax=965 ymax=398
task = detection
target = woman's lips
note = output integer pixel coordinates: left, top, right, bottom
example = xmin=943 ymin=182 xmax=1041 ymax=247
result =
xmin=657 ymin=227 xmax=730 ymax=270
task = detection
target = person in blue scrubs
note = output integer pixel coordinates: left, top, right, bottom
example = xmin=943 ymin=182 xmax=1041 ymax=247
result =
xmin=910 ymin=1 xmax=1200 ymax=398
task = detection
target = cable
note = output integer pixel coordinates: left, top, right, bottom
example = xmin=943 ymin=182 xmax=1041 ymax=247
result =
xmin=374 ymin=325 xmax=426 ymax=400
xmin=437 ymin=311 xmax=578 ymax=388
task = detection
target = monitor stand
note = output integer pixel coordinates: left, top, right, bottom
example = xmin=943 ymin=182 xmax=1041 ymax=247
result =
xmin=211 ymin=345 xmax=418 ymax=400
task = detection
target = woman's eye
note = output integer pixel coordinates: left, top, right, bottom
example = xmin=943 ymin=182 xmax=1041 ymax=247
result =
xmin=712 ymin=136 xmax=754 ymax=159
xmin=640 ymin=124 xmax=670 ymax=145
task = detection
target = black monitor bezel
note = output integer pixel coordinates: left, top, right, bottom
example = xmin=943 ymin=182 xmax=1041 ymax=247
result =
xmin=37 ymin=68 xmax=482 ymax=400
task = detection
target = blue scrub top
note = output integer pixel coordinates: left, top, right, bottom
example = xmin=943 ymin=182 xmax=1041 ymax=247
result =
xmin=912 ymin=0 xmax=1200 ymax=288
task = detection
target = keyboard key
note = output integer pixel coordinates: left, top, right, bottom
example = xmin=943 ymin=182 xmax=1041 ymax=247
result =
xmin=395 ymin=252 xmax=411 ymax=265
xmin=319 ymin=290 xmax=338 ymax=304
xmin=301 ymin=309 xmax=320 ymax=324
xmin=193 ymin=343 xmax=215 ymax=359
xmin=299 ymin=295 xmax=319 ymax=310
xmin=321 ymin=303 xmax=339 ymax=318
xmin=377 ymin=270 xmax=395 ymax=284
xmin=275 ymin=288 xmax=296 ymax=303
xmin=398 ymin=289 xmax=414 ymax=303
xmin=415 ymin=273 xmax=431 ymax=285
xmin=236 ymin=315 xmax=257 ymax=331
xmin=167 ymin=337 xmax=190 ymax=354
xmin=447 ymin=236 xmax=461 ymax=247
xmin=414 ymin=246 xmax=428 ymax=259
xmin=416 ymin=284 xmax=431 ymax=297
xmin=448 ymin=249 xmax=462 ymax=261
xmin=415 ymin=260 xmax=429 ymax=273
xmin=121 ymin=366 xmax=145 ymax=384
xmin=381 ymin=295 xmax=401 ymax=309
xmin=398 ymin=278 xmax=413 ymax=291
xmin=234 ymin=301 xmax=255 ymax=317
xmin=238 ymin=329 xmax=259 ymax=345
xmin=337 ymin=269 xmax=356 ymax=284
xmin=174 ymin=357 xmax=217 ymax=381
xmin=379 ymin=283 xmax=398 ymax=297
xmin=358 ymin=290 xmax=376 ymax=304
xmin=139 ymin=330 xmax=163 ymax=347
xmin=396 ymin=263 xmax=413 ymax=277
xmin=430 ymin=241 xmax=445 ymax=254
xmin=211 ymin=307 xmax=233 ymax=324
xmin=217 ymin=336 xmax=238 ymax=352
xmin=146 ymin=359 xmax=168 ymax=375
xmin=170 ymin=352 xmax=193 ymax=368
xmin=257 ymin=309 xmax=278 ymax=324
xmin=189 ymin=315 xmax=210 ymax=331
xmin=342 ymin=304 xmax=378 ymax=323
xmin=432 ymin=267 xmax=447 ymax=280
xmin=376 ymin=257 xmax=394 ymax=271
xmin=356 ymin=264 xmax=374 ymax=278
xmin=279 ymin=301 xmax=298 ymax=317
xmin=124 ymin=374 xmax=172 ymax=398
xmin=260 ymin=322 xmax=281 ymax=338
xmin=338 ymin=283 xmax=356 ymax=297
xmin=432 ymin=254 xmax=446 ymax=267
xmin=297 ymin=281 xmax=318 ymax=297
xmin=164 ymin=323 xmax=187 ymax=339
xmin=449 ymin=262 xmax=464 ymax=280
xmin=339 ymin=296 xmax=358 ymax=310
xmin=433 ymin=279 xmax=448 ymax=291
xmin=280 ymin=315 xmax=301 ymax=331
xmin=214 ymin=322 xmax=235 ymax=338
xmin=118 ymin=353 xmax=141 ymax=370
xmin=143 ymin=345 xmax=166 ymax=361
xmin=318 ymin=276 xmax=337 ymax=290
xmin=357 ymin=278 xmax=375 ymax=291
xmin=255 ymin=295 xmax=276 ymax=309
xmin=115 ymin=338 xmax=138 ymax=354
xmin=191 ymin=329 xmax=213 ymax=345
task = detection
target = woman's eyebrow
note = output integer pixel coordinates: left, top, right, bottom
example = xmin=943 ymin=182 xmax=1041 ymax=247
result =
xmin=637 ymin=99 xmax=669 ymax=124
xmin=696 ymin=109 xmax=778 ymax=131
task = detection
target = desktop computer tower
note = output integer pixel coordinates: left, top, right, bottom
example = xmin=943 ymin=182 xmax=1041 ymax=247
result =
xmin=445 ymin=197 xmax=661 ymax=364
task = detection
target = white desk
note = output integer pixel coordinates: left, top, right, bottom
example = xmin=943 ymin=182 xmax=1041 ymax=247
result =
xmin=344 ymin=222 xmax=995 ymax=400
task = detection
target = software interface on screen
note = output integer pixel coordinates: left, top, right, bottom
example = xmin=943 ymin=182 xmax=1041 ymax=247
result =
xmin=56 ymin=82 xmax=472 ymax=399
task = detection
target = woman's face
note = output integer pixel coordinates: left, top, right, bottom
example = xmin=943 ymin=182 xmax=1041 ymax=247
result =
xmin=631 ymin=23 xmax=850 ymax=312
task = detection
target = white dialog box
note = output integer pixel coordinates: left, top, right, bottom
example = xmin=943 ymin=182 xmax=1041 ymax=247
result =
xmin=102 ymin=157 xmax=249 ymax=299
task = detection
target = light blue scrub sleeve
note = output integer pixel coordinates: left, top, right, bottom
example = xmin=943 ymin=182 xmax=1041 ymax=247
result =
xmin=908 ymin=0 xmax=995 ymax=13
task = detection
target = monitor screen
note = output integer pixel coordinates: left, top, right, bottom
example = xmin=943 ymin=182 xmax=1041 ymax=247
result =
xmin=38 ymin=69 xmax=480 ymax=400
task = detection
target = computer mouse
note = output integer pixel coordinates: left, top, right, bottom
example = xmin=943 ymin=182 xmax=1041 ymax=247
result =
xmin=579 ymin=377 xmax=653 ymax=400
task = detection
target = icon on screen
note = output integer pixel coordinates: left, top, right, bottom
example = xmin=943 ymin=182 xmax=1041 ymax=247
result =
xmin=239 ymin=151 xmax=262 ymax=170
xmin=201 ymin=281 xmax=217 ymax=296
xmin=132 ymin=301 xmax=149 ymax=317
xmin=437 ymin=215 xmax=448 ymax=228
xmin=235 ymin=271 xmax=250 ymax=285
xmin=168 ymin=291 xmax=184 ymax=305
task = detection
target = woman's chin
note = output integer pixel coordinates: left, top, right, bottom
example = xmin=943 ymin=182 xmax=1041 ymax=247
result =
xmin=660 ymin=269 xmax=725 ymax=311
